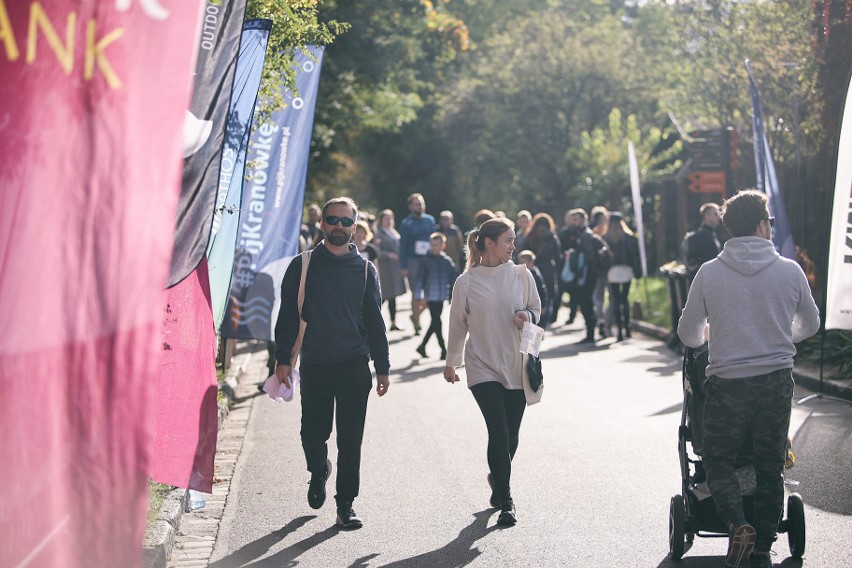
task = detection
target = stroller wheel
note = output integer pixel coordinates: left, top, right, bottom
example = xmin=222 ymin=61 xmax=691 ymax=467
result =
xmin=786 ymin=493 xmax=806 ymax=559
xmin=669 ymin=494 xmax=686 ymax=560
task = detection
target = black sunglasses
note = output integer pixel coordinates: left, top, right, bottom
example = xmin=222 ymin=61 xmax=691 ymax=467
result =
xmin=766 ymin=216 xmax=775 ymax=227
xmin=324 ymin=215 xmax=355 ymax=227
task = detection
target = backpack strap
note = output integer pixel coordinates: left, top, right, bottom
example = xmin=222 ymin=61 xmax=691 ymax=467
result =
xmin=291 ymin=250 xmax=312 ymax=367
xmin=361 ymin=258 xmax=369 ymax=310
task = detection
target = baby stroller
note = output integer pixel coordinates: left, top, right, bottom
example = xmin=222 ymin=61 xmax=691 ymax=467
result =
xmin=668 ymin=344 xmax=806 ymax=561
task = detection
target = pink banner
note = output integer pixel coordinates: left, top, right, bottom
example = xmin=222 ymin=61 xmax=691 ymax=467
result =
xmin=151 ymin=257 xmax=218 ymax=493
xmin=0 ymin=1 xmax=202 ymax=567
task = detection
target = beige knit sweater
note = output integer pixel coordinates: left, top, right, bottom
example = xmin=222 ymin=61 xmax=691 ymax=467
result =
xmin=446 ymin=262 xmax=541 ymax=390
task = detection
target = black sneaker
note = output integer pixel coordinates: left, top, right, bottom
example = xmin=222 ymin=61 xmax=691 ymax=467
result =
xmin=336 ymin=505 xmax=363 ymax=530
xmin=497 ymin=497 xmax=516 ymax=526
xmin=416 ymin=344 xmax=427 ymax=358
xmin=749 ymin=552 xmax=773 ymax=568
xmin=307 ymin=459 xmax=331 ymax=510
xmin=486 ymin=474 xmax=499 ymax=508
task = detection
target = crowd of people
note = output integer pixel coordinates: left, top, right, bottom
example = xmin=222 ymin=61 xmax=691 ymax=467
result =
xmin=299 ymin=193 xmax=649 ymax=347
xmin=278 ymin=191 xmax=820 ymax=568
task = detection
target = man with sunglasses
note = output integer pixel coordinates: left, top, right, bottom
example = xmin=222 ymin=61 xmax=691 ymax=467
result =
xmin=677 ymin=189 xmax=819 ymax=568
xmin=274 ymin=197 xmax=390 ymax=530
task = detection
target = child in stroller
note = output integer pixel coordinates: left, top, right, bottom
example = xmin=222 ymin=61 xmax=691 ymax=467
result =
xmin=668 ymin=344 xmax=806 ymax=562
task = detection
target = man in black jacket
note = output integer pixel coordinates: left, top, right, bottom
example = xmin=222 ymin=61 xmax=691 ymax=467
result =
xmin=275 ymin=197 xmax=390 ymax=530
xmin=560 ymin=209 xmax=608 ymax=343
xmin=684 ymin=202 xmax=723 ymax=279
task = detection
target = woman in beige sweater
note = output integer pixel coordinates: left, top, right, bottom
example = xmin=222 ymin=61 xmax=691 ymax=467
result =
xmin=443 ymin=218 xmax=542 ymax=527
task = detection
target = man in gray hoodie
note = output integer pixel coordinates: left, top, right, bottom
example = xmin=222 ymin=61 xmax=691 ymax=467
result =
xmin=677 ymin=189 xmax=819 ymax=568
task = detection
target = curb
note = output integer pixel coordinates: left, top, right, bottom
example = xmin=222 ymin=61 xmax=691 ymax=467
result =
xmin=142 ymin=489 xmax=187 ymax=568
xmin=141 ymin=391 xmax=233 ymax=568
xmin=631 ymin=320 xmax=852 ymax=403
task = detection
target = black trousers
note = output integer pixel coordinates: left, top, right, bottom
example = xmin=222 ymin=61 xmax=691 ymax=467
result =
xmin=609 ymin=281 xmax=631 ymax=332
xmin=471 ymin=382 xmax=527 ymax=503
xmin=419 ymin=301 xmax=446 ymax=351
xmin=576 ymin=282 xmax=596 ymax=337
xmin=300 ymin=355 xmax=372 ymax=506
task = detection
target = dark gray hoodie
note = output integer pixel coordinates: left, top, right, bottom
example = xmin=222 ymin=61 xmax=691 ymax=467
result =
xmin=678 ymin=236 xmax=819 ymax=379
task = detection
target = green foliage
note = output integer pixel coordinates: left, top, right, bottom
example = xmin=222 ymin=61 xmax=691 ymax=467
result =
xmin=570 ymin=108 xmax=682 ymax=211
xmin=629 ymin=276 xmax=671 ymax=329
xmin=246 ymin=0 xmax=348 ymax=120
xmin=437 ymin=9 xmax=664 ymax=219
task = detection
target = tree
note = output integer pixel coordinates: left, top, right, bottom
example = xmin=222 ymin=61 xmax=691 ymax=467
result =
xmin=569 ymin=108 xmax=682 ymax=212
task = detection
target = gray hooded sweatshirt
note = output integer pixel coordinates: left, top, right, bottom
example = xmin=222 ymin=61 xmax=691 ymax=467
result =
xmin=677 ymin=236 xmax=820 ymax=379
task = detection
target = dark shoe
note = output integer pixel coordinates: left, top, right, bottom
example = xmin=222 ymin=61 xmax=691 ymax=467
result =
xmin=577 ymin=336 xmax=596 ymax=344
xmin=496 ymin=498 xmax=517 ymax=526
xmin=749 ymin=552 xmax=773 ymax=568
xmin=625 ymin=327 xmax=632 ymax=338
xmin=307 ymin=459 xmax=331 ymax=510
xmin=725 ymin=523 xmax=756 ymax=568
xmin=440 ymin=349 xmax=447 ymax=360
xmin=410 ymin=315 xmax=421 ymax=335
xmin=487 ymin=474 xmax=499 ymax=508
xmin=336 ymin=505 xmax=363 ymax=530
xmin=416 ymin=345 xmax=427 ymax=358
xmin=598 ymin=324 xmax=609 ymax=338
xmin=389 ymin=324 xmax=402 ymax=331
xmin=617 ymin=330 xmax=624 ymax=341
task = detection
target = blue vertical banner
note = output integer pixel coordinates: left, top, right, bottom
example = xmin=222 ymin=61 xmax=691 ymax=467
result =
xmin=222 ymin=47 xmax=325 ymax=341
xmin=207 ymin=19 xmax=272 ymax=331
xmin=745 ymin=60 xmax=795 ymax=259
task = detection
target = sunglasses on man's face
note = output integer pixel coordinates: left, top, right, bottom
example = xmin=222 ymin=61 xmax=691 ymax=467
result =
xmin=766 ymin=216 xmax=775 ymax=227
xmin=324 ymin=215 xmax=355 ymax=227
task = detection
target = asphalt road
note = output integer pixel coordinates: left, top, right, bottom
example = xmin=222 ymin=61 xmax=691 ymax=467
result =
xmin=207 ymin=315 xmax=852 ymax=568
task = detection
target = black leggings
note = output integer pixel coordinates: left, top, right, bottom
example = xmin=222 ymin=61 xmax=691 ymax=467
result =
xmin=419 ymin=301 xmax=445 ymax=350
xmin=471 ymin=382 xmax=526 ymax=503
xmin=609 ymin=281 xmax=631 ymax=331
xmin=385 ymin=298 xmax=397 ymax=322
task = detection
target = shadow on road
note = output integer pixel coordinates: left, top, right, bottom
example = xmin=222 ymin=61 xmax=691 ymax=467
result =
xmin=647 ymin=402 xmax=683 ymax=417
xmin=207 ymin=515 xmax=316 ymax=568
xmin=656 ymin=554 xmax=800 ymax=567
xmin=790 ymin=399 xmax=852 ymax=515
xmin=392 ymin=361 xmax=445 ymax=384
xmin=655 ymin=554 xmax=720 ymax=567
xmin=375 ymin=509 xmax=499 ymax=568
xmin=241 ymin=524 xmax=341 ymax=567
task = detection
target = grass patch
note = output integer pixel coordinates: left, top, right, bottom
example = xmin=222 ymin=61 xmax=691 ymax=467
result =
xmin=147 ymin=480 xmax=176 ymax=525
xmin=629 ymin=276 xmax=671 ymax=329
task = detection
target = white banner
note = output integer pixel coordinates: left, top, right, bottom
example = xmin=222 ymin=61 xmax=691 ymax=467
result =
xmin=628 ymin=142 xmax=648 ymax=277
xmin=826 ymin=72 xmax=852 ymax=330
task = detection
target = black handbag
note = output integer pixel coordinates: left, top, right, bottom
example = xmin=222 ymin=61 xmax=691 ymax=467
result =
xmin=526 ymin=354 xmax=543 ymax=392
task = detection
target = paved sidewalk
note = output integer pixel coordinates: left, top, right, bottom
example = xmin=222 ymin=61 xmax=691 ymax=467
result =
xmin=166 ymin=342 xmax=269 ymax=568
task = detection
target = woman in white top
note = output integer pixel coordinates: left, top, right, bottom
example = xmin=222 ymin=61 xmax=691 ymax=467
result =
xmin=443 ymin=218 xmax=542 ymax=527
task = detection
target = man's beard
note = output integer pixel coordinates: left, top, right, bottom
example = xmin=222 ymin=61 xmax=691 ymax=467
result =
xmin=327 ymin=230 xmax=350 ymax=246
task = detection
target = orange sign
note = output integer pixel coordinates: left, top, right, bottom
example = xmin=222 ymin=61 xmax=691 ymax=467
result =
xmin=687 ymin=171 xmax=727 ymax=193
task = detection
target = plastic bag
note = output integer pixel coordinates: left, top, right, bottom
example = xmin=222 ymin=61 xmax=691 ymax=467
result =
xmin=262 ymin=369 xmax=301 ymax=403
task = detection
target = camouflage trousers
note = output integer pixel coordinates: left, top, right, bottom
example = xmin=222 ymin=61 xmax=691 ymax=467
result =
xmin=702 ymin=369 xmax=794 ymax=550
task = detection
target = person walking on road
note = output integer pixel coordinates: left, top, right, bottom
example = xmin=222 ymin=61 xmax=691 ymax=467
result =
xmin=274 ymin=197 xmax=391 ymax=531
xmin=677 ymin=190 xmax=819 ymax=568
xmin=373 ymin=209 xmax=406 ymax=331
xmin=413 ymin=232 xmax=458 ymax=360
xmin=444 ymin=218 xmax=542 ymax=527
xmin=603 ymin=212 xmax=641 ymax=341
xmin=399 ymin=193 xmax=436 ymax=334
